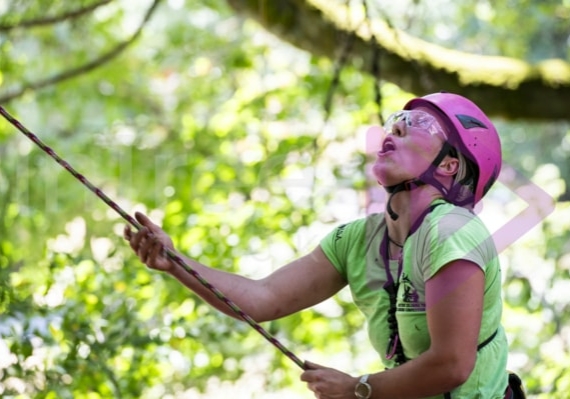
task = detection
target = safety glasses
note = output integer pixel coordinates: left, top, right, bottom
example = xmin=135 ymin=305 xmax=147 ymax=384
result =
xmin=383 ymin=110 xmax=447 ymax=139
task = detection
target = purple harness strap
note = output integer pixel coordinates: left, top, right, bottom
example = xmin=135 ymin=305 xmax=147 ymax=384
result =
xmin=0 ymin=106 xmax=306 ymax=370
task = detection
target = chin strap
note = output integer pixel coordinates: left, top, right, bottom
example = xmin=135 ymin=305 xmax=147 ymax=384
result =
xmin=385 ymin=180 xmax=424 ymax=220
xmin=385 ymin=142 xmax=454 ymax=221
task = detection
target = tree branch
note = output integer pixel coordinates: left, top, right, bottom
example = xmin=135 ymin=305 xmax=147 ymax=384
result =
xmin=225 ymin=0 xmax=570 ymax=122
xmin=0 ymin=0 xmax=115 ymax=32
xmin=0 ymin=0 xmax=162 ymax=104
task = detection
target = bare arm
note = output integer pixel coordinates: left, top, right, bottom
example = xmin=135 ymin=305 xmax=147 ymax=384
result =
xmin=301 ymin=259 xmax=485 ymax=398
xmin=124 ymin=212 xmax=346 ymax=322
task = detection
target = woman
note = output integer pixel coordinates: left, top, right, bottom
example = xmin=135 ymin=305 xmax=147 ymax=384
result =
xmin=125 ymin=92 xmax=511 ymax=398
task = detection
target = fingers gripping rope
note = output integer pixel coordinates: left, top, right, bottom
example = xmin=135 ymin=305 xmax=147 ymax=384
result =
xmin=0 ymin=106 xmax=307 ymax=371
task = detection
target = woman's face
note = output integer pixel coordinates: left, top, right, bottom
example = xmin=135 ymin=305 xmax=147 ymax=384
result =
xmin=372 ymin=107 xmax=448 ymax=187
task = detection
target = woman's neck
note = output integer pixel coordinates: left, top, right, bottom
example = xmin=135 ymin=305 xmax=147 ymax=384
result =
xmin=385 ymin=186 xmax=444 ymax=244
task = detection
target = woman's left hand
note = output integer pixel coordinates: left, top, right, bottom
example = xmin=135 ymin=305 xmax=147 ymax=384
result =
xmin=300 ymin=361 xmax=358 ymax=399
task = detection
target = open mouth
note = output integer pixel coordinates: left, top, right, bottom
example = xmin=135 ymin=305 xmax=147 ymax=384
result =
xmin=379 ymin=138 xmax=396 ymax=154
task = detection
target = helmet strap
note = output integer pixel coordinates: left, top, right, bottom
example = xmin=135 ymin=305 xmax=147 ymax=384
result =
xmin=385 ymin=142 xmax=453 ymax=221
xmin=385 ymin=180 xmax=424 ymax=220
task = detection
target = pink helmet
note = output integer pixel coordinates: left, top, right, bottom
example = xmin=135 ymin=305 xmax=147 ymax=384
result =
xmin=404 ymin=92 xmax=502 ymax=204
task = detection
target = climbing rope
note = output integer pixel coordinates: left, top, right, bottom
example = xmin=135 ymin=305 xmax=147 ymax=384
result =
xmin=0 ymin=105 xmax=307 ymax=371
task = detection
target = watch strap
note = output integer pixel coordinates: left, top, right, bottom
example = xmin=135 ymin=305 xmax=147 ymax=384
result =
xmin=355 ymin=374 xmax=372 ymax=399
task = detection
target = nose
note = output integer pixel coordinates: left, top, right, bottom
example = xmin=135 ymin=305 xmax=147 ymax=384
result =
xmin=388 ymin=120 xmax=406 ymax=137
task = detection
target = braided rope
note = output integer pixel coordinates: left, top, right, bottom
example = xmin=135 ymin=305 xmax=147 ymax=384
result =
xmin=0 ymin=106 xmax=306 ymax=370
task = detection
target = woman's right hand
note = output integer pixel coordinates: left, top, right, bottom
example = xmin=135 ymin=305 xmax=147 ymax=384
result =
xmin=123 ymin=211 xmax=176 ymax=272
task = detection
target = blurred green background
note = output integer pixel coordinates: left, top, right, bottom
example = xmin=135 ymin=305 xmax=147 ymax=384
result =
xmin=0 ymin=0 xmax=569 ymax=397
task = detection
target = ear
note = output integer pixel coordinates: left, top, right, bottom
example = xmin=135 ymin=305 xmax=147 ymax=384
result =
xmin=435 ymin=156 xmax=459 ymax=177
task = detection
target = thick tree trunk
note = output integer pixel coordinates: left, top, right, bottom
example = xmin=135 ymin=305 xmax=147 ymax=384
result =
xmin=226 ymin=0 xmax=570 ymax=122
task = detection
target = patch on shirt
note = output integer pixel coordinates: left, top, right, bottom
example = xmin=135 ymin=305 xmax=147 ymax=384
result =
xmin=398 ymin=273 xmax=425 ymax=311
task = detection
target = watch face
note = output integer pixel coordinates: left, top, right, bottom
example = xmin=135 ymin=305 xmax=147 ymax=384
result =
xmin=355 ymin=382 xmax=371 ymax=398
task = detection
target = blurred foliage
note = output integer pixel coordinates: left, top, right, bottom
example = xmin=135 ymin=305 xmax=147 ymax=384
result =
xmin=0 ymin=0 xmax=569 ymax=398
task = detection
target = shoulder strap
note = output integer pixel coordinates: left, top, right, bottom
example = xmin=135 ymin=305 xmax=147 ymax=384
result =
xmin=408 ymin=200 xmax=447 ymax=238
xmin=477 ymin=328 xmax=498 ymax=351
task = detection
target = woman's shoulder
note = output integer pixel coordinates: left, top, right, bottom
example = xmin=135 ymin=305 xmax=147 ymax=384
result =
xmin=325 ymin=213 xmax=386 ymax=242
xmin=427 ymin=201 xmax=491 ymax=238
xmin=332 ymin=212 xmax=386 ymax=229
xmin=430 ymin=201 xmax=482 ymax=222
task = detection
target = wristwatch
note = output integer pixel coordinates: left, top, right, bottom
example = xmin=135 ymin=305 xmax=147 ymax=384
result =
xmin=354 ymin=374 xmax=372 ymax=399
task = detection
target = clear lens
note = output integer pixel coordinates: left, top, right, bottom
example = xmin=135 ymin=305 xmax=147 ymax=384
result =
xmin=383 ymin=110 xmax=446 ymax=139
